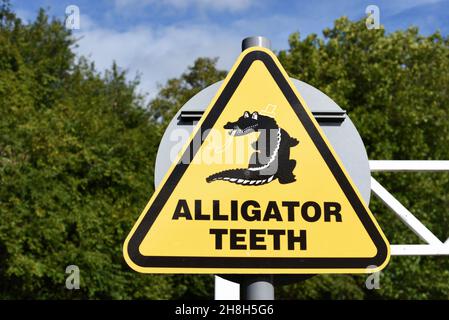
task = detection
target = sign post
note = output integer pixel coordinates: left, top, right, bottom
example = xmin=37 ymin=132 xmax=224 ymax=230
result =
xmin=240 ymin=274 xmax=274 ymax=300
xmin=123 ymin=37 xmax=390 ymax=300
xmin=239 ymin=37 xmax=275 ymax=300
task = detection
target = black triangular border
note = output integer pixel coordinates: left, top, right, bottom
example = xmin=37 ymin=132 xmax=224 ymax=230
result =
xmin=127 ymin=50 xmax=389 ymax=270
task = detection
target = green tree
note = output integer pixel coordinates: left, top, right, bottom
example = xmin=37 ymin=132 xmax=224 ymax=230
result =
xmin=148 ymin=57 xmax=227 ymax=126
xmin=0 ymin=2 xmax=202 ymax=299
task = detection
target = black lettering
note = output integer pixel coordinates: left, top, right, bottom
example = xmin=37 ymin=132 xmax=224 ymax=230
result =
xmin=301 ymin=201 xmax=321 ymax=222
xmin=210 ymin=229 xmax=228 ymax=249
xmin=231 ymin=200 xmax=238 ymax=221
xmin=267 ymin=229 xmax=285 ymax=250
xmin=250 ymin=229 xmax=266 ymax=250
xmin=241 ymin=201 xmax=260 ymax=221
xmin=324 ymin=202 xmax=342 ymax=222
xmin=172 ymin=199 xmax=192 ymax=220
xmin=212 ymin=200 xmax=228 ymax=221
xmin=230 ymin=229 xmax=246 ymax=249
xmin=282 ymin=201 xmax=300 ymax=221
xmin=263 ymin=201 xmax=283 ymax=221
xmin=194 ymin=199 xmax=210 ymax=220
xmin=288 ymin=230 xmax=307 ymax=250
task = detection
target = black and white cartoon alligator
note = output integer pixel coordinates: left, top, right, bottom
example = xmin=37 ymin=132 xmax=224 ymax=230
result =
xmin=206 ymin=111 xmax=299 ymax=186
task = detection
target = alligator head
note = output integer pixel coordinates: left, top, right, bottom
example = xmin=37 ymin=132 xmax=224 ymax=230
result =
xmin=224 ymin=111 xmax=278 ymax=136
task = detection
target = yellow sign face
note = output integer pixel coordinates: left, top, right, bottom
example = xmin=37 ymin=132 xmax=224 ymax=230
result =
xmin=123 ymin=47 xmax=390 ymax=274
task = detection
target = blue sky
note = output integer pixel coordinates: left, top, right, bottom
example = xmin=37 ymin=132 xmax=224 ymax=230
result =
xmin=11 ymin=0 xmax=449 ymax=98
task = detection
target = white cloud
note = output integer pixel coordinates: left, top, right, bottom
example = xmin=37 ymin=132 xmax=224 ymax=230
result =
xmin=114 ymin=0 xmax=254 ymax=12
xmin=15 ymin=8 xmax=34 ymax=23
xmin=74 ymin=14 xmax=242 ymax=99
xmin=77 ymin=0 xmax=447 ymax=102
xmin=73 ymin=7 xmax=309 ymax=101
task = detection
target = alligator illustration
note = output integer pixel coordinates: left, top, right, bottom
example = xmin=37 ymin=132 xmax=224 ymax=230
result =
xmin=206 ymin=111 xmax=299 ymax=186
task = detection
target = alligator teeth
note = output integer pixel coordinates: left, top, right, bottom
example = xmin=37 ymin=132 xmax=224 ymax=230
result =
xmin=229 ymin=126 xmax=257 ymax=136
xmin=230 ymin=178 xmax=237 ymax=182
xmin=267 ymin=176 xmax=274 ymax=182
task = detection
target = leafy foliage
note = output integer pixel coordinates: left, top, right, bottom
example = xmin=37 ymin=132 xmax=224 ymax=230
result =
xmin=0 ymin=2 xmax=212 ymax=299
xmin=1 ymin=2 xmax=448 ymax=299
xmin=148 ymin=57 xmax=226 ymax=126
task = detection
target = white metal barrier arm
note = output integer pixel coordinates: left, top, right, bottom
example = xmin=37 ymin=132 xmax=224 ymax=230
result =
xmin=391 ymin=245 xmax=449 ymax=256
xmin=370 ymin=160 xmax=449 ymax=256
xmin=370 ymin=177 xmax=443 ymax=246
xmin=370 ymin=160 xmax=449 ymax=172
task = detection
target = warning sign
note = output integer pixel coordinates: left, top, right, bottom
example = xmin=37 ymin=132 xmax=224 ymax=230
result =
xmin=123 ymin=47 xmax=390 ymax=274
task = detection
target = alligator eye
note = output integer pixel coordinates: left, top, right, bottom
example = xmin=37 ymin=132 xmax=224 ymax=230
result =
xmin=244 ymin=111 xmax=250 ymax=118
xmin=252 ymin=112 xmax=258 ymax=120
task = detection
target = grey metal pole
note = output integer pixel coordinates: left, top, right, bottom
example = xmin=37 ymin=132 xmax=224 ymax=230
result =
xmin=242 ymin=36 xmax=271 ymax=51
xmin=240 ymin=275 xmax=274 ymax=300
xmin=239 ymin=36 xmax=275 ymax=301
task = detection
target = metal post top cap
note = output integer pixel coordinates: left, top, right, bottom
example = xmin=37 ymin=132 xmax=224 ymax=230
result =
xmin=242 ymin=36 xmax=271 ymax=51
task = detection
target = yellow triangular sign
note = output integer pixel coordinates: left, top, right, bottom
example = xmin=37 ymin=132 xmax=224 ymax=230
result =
xmin=124 ymin=47 xmax=390 ymax=274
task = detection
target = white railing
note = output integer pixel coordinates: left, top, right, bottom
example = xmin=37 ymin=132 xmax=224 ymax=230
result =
xmin=370 ymin=160 xmax=449 ymax=256
xmin=214 ymin=160 xmax=449 ymax=299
